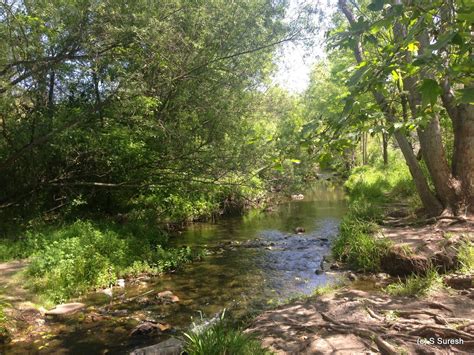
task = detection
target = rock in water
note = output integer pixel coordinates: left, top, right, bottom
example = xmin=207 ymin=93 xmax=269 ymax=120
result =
xmin=130 ymin=338 xmax=183 ymax=355
xmin=130 ymin=322 xmax=171 ymax=337
xmin=294 ymin=227 xmax=305 ymax=234
xmin=45 ymin=303 xmax=85 ymax=318
xmin=157 ymin=290 xmax=180 ymax=303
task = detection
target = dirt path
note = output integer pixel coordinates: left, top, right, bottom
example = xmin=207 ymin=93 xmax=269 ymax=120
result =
xmin=0 ymin=260 xmax=33 ymax=307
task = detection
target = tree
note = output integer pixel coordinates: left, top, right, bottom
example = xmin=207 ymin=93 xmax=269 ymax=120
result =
xmin=0 ymin=0 xmax=296 ymax=220
xmin=335 ymin=0 xmax=473 ymax=216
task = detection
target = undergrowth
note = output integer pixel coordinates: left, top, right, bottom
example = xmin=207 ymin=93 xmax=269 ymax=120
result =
xmin=183 ymin=317 xmax=270 ymax=355
xmin=22 ymin=220 xmax=204 ymax=303
xmin=457 ymin=240 xmax=474 ymax=273
xmin=385 ymin=269 xmax=443 ymax=297
xmin=333 ymin=157 xmax=414 ymax=272
xmin=0 ymin=301 xmax=10 ymax=342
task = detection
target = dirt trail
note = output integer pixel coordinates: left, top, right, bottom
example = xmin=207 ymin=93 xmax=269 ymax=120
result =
xmin=0 ymin=260 xmax=32 ymax=306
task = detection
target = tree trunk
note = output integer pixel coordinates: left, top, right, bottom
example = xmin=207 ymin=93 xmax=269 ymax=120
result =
xmin=442 ymin=80 xmax=474 ymax=214
xmin=382 ymin=132 xmax=388 ymax=165
xmin=393 ymin=15 xmax=461 ymax=214
xmin=338 ymin=0 xmax=443 ymax=216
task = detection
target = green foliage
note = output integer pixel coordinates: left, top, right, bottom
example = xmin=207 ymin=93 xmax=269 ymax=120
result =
xmin=0 ymin=300 xmax=10 ymax=342
xmin=457 ymin=241 xmax=474 ymax=273
xmin=183 ymin=322 xmax=270 ymax=355
xmin=333 ymin=214 xmax=391 ymax=272
xmin=25 ymin=221 xmax=202 ymax=303
xmin=333 ymin=156 xmax=416 ymax=272
xmin=385 ymin=269 xmax=442 ymax=297
xmin=344 ymin=157 xmax=415 ymax=206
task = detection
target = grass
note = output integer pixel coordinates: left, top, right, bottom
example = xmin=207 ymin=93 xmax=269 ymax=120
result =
xmin=333 ymin=214 xmax=392 ymax=272
xmin=332 ymin=157 xmax=415 ymax=272
xmin=384 ymin=269 xmax=443 ymax=297
xmin=0 ymin=301 xmax=10 ymax=342
xmin=2 ymin=220 xmax=205 ymax=303
xmin=457 ymin=240 xmax=474 ymax=273
xmin=183 ymin=321 xmax=270 ymax=355
xmin=313 ymin=282 xmax=344 ymax=296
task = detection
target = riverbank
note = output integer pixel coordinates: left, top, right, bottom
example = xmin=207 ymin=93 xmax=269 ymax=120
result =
xmin=246 ymin=218 xmax=474 ymax=354
xmin=245 ymin=162 xmax=474 ymax=354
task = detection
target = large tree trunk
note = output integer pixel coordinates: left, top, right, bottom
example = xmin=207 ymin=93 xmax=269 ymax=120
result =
xmin=392 ymin=12 xmax=462 ymax=214
xmin=338 ymin=0 xmax=443 ymax=216
xmin=441 ymin=80 xmax=474 ymax=215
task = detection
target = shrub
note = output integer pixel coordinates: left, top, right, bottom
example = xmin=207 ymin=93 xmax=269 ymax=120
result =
xmin=26 ymin=220 xmax=203 ymax=303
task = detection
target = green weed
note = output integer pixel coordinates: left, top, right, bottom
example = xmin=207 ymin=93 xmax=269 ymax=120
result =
xmin=457 ymin=241 xmax=474 ymax=273
xmin=183 ymin=321 xmax=270 ymax=355
xmin=385 ymin=269 xmax=442 ymax=297
xmin=25 ymin=220 xmax=203 ymax=303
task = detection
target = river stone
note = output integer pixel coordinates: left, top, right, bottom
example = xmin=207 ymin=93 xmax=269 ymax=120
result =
xmin=45 ymin=303 xmax=85 ymax=317
xmin=157 ymin=291 xmax=180 ymax=303
xmin=294 ymin=227 xmax=305 ymax=234
xmin=130 ymin=338 xmax=184 ymax=355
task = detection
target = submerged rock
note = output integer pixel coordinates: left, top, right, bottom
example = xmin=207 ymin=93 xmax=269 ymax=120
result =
xmin=130 ymin=322 xmax=172 ymax=337
xmin=45 ymin=303 xmax=85 ymax=318
xmin=130 ymin=338 xmax=183 ymax=355
xmin=157 ymin=291 xmax=180 ymax=303
xmin=294 ymin=227 xmax=305 ymax=234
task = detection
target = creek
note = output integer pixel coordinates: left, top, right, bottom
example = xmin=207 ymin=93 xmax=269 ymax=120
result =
xmin=5 ymin=182 xmax=346 ymax=354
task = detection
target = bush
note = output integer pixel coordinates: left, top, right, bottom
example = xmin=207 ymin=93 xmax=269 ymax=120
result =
xmin=184 ymin=322 xmax=270 ymax=355
xmin=344 ymin=158 xmax=415 ymax=205
xmin=26 ymin=220 xmax=203 ymax=303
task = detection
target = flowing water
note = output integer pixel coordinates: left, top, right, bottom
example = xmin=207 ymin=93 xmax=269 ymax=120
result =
xmin=4 ymin=182 xmax=346 ymax=354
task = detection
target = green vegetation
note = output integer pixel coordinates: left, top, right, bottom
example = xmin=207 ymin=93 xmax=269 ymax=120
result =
xmin=457 ymin=241 xmax=474 ymax=273
xmin=12 ymin=220 xmax=203 ymax=303
xmin=183 ymin=322 xmax=270 ymax=355
xmin=385 ymin=269 xmax=443 ymax=297
xmin=332 ymin=156 xmax=416 ymax=272
xmin=0 ymin=301 xmax=9 ymax=342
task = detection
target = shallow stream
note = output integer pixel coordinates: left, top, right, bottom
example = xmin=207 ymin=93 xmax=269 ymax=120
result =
xmin=5 ymin=182 xmax=346 ymax=354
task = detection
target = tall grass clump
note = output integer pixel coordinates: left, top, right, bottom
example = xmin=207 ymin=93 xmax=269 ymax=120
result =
xmin=184 ymin=322 xmax=270 ymax=355
xmin=26 ymin=220 xmax=203 ymax=303
xmin=385 ymin=269 xmax=442 ymax=297
xmin=333 ymin=212 xmax=391 ymax=272
xmin=333 ymin=156 xmax=414 ymax=272
xmin=457 ymin=241 xmax=474 ymax=273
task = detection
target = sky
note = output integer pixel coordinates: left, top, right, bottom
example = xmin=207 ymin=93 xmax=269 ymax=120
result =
xmin=272 ymin=0 xmax=337 ymax=93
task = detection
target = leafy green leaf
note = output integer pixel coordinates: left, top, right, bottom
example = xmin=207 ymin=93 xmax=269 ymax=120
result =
xmin=458 ymin=88 xmax=474 ymax=104
xmin=368 ymin=0 xmax=386 ymax=11
xmin=419 ymin=79 xmax=442 ymax=106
